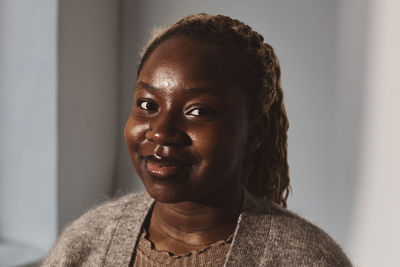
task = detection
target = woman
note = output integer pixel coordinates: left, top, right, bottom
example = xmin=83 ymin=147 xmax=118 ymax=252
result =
xmin=42 ymin=13 xmax=351 ymax=266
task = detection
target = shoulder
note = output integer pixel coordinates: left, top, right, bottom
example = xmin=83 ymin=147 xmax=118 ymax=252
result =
xmin=267 ymin=202 xmax=352 ymax=266
xmin=41 ymin=191 xmax=152 ymax=267
xmin=242 ymin=192 xmax=352 ymax=266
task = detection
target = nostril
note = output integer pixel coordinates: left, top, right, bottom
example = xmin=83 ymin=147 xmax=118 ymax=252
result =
xmin=145 ymin=127 xmax=191 ymax=146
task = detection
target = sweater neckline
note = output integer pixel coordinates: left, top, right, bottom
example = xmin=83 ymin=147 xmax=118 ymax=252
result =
xmin=136 ymin=227 xmax=233 ymax=264
xmin=103 ymin=190 xmax=273 ymax=267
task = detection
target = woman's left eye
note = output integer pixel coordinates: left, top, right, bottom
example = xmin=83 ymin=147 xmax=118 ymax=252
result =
xmin=187 ymin=108 xmax=201 ymax=116
xmin=185 ymin=107 xmax=214 ymax=117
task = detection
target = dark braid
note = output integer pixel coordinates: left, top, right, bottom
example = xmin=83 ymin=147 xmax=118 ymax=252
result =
xmin=137 ymin=13 xmax=290 ymax=207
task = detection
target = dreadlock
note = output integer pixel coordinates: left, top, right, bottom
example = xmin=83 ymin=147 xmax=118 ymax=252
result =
xmin=137 ymin=13 xmax=290 ymax=207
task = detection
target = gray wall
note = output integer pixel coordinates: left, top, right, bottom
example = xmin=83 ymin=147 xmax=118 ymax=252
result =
xmin=58 ymin=0 xmax=120 ymax=231
xmin=347 ymin=0 xmax=400 ymax=265
xmin=0 ymin=0 xmax=58 ymax=251
xmin=0 ymin=1 xmax=121 ymax=265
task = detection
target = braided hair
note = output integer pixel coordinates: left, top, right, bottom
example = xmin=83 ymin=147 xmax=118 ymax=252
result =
xmin=137 ymin=13 xmax=290 ymax=207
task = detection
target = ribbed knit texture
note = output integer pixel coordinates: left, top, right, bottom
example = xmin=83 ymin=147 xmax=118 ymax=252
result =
xmin=133 ymin=230 xmax=231 ymax=266
xmin=41 ymin=190 xmax=352 ymax=266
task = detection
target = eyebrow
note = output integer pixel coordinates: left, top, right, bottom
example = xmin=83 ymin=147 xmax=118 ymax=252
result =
xmin=136 ymin=81 xmax=158 ymax=91
xmin=135 ymin=81 xmax=217 ymax=95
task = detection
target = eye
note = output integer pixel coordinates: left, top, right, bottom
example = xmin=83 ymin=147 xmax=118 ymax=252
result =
xmin=187 ymin=108 xmax=201 ymax=116
xmin=185 ymin=107 xmax=215 ymax=117
xmin=137 ymin=99 xmax=158 ymax=112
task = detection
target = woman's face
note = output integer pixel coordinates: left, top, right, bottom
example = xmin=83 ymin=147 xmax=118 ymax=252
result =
xmin=125 ymin=36 xmax=251 ymax=203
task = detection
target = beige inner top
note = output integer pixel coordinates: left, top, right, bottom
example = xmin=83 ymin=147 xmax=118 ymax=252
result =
xmin=133 ymin=229 xmax=233 ymax=267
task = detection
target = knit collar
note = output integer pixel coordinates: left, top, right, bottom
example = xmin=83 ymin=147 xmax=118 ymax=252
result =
xmin=103 ymin=190 xmax=272 ymax=266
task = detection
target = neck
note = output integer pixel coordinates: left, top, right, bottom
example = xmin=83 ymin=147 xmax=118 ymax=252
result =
xmin=148 ymin=183 xmax=243 ymax=252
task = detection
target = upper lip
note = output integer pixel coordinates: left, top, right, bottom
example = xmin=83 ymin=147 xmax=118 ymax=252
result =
xmin=143 ymin=155 xmax=193 ymax=166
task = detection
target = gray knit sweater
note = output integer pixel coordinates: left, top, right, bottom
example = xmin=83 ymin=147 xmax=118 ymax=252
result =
xmin=41 ymin=190 xmax=352 ymax=266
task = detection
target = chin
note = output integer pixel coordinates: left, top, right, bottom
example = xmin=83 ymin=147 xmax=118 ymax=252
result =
xmin=142 ymin=179 xmax=193 ymax=203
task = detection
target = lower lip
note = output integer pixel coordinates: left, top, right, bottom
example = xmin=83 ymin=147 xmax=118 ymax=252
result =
xmin=145 ymin=160 xmax=191 ymax=180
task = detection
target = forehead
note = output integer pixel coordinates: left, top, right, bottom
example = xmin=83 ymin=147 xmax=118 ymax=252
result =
xmin=138 ymin=36 xmax=238 ymax=91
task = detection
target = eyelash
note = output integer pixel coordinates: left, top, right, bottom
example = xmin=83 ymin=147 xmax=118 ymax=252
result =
xmin=185 ymin=107 xmax=212 ymax=117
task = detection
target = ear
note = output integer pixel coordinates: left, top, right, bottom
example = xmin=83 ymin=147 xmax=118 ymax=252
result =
xmin=245 ymin=114 xmax=269 ymax=153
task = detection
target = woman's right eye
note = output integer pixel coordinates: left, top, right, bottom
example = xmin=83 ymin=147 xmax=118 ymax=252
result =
xmin=137 ymin=100 xmax=158 ymax=112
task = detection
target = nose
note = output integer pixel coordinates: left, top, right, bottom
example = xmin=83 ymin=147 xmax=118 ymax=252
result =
xmin=146 ymin=113 xmax=191 ymax=146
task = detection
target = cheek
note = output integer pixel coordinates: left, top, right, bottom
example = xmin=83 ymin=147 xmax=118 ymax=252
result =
xmin=124 ymin=117 xmax=148 ymax=156
xmin=190 ymin=121 xmax=247 ymax=173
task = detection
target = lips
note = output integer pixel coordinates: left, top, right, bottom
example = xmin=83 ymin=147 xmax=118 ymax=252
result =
xmin=144 ymin=155 xmax=192 ymax=180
